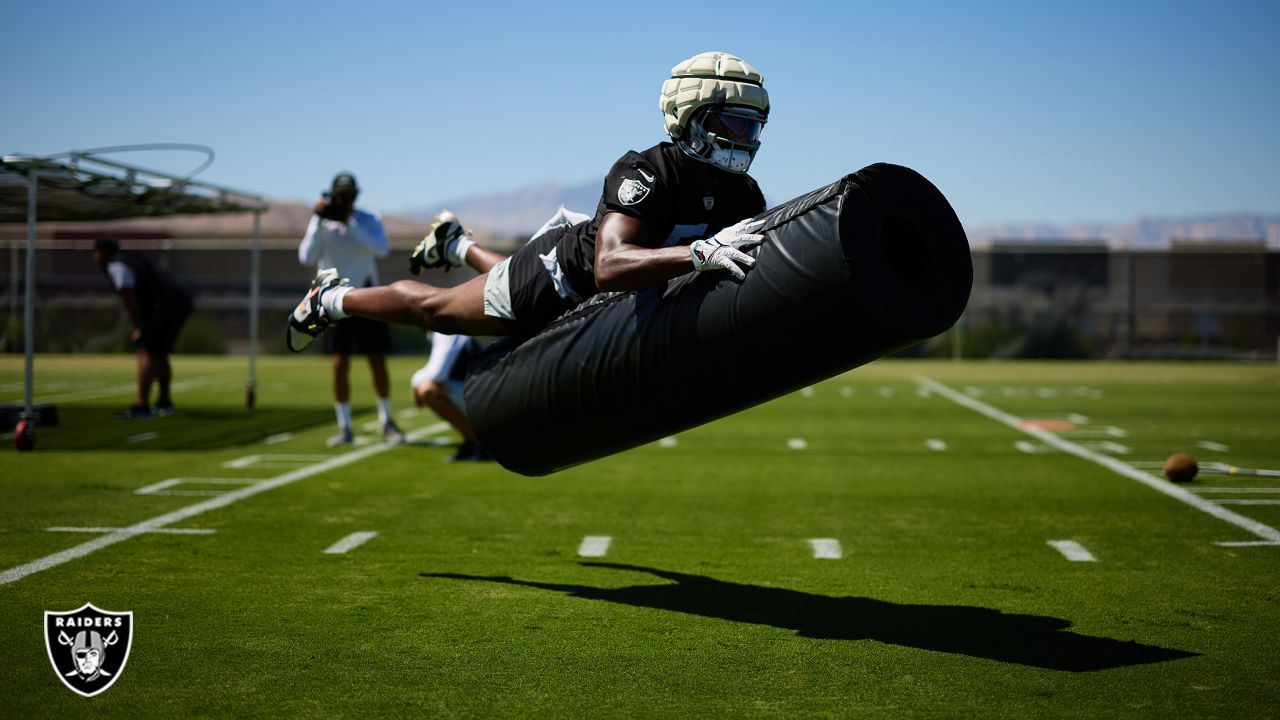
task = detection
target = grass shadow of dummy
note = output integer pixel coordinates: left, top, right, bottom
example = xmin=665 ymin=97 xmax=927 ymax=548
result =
xmin=422 ymin=563 xmax=1198 ymax=672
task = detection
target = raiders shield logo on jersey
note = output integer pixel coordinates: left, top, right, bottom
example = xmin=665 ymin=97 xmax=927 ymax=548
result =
xmin=45 ymin=603 xmax=134 ymax=697
xmin=617 ymin=178 xmax=651 ymax=206
xmin=703 ymin=196 xmax=715 ymax=211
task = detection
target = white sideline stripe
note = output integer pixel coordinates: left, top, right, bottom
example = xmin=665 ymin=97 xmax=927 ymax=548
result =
xmin=1215 ymin=541 xmax=1280 ymax=547
xmin=925 ymin=438 xmax=948 ymax=452
xmin=223 ymin=453 xmax=328 ymax=469
xmin=1192 ymin=487 xmax=1280 ymax=494
xmin=324 ymin=531 xmax=378 ymax=554
xmin=0 ymin=421 xmax=450 ymax=587
xmin=577 ymin=536 xmax=612 ymax=557
xmin=48 ymin=527 xmax=216 ymax=535
xmin=918 ymin=376 xmax=1280 ymax=544
xmin=808 ymin=538 xmax=843 ymax=559
xmin=787 ymin=438 xmax=808 ymax=450
xmin=1047 ymin=540 xmax=1097 ymax=562
xmin=135 ymin=478 xmax=257 ymax=495
xmin=1 ymin=374 xmax=227 ymax=405
xmin=1215 ymin=499 xmax=1280 ymax=506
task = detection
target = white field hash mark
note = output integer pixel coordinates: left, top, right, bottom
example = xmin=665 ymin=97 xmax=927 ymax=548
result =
xmin=577 ymin=536 xmax=612 ymax=557
xmin=917 ymin=376 xmax=1280 ymax=545
xmin=809 ymin=538 xmax=843 ymax=559
xmin=324 ymin=531 xmax=378 ymax=554
xmin=0 ymin=422 xmax=451 ymax=586
xmin=1047 ymin=540 xmax=1097 ymax=562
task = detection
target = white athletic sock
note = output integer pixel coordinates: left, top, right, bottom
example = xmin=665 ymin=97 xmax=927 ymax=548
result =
xmin=376 ymin=396 xmax=392 ymax=426
xmin=449 ymin=234 xmax=476 ymax=266
xmin=335 ymin=401 xmax=352 ymax=430
xmin=322 ymin=285 xmax=353 ymax=320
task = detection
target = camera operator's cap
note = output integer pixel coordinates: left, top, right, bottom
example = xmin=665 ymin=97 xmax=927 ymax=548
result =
xmin=331 ymin=172 xmax=359 ymax=198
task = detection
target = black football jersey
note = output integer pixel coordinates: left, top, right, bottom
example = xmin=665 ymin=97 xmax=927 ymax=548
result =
xmin=555 ymin=142 xmax=766 ymax=296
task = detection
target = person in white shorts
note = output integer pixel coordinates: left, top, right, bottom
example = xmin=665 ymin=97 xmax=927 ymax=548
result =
xmin=410 ymin=331 xmax=487 ymax=462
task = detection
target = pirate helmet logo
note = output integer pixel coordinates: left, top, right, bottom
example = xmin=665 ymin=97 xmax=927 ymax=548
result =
xmin=44 ymin=603 xmax=133 ymax=697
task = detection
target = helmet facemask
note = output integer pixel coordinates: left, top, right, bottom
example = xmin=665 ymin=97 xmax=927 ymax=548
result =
xmin=679 ymin=105 xmax=767 ymax=174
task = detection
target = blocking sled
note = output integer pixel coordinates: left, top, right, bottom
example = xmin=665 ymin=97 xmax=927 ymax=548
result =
xmin=464 ymin=163 xmax=973 ymax=476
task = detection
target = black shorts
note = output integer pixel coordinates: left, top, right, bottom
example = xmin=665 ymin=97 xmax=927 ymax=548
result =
xmin=325 ymin=315 xmax=391 ymax=355
xmin=496 ymin=226 xmax=583 ymax=335
xmin=136 ymin=297 xmax=192 ymax=355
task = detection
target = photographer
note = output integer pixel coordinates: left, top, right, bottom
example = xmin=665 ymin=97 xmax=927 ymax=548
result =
xmin=298 ymin=172 xmax=403 ymax=446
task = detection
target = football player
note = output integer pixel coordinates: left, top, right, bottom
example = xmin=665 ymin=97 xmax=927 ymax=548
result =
xmin=288 ymin=51 xmax=770 ymax=350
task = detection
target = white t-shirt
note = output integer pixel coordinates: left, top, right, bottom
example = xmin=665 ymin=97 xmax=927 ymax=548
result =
xmin=298 ymin=207 xmax=389 ymax=286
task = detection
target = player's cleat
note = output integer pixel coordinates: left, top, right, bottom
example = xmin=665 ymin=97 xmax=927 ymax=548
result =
xmin=287 ymin=268 xmax=348 ymax=352
xmin=409 ymin=209 xmax=468 ymax=274
xmin=381 ymin=419 xmax=406 ymax=445
xmin=443 ymin=441 xmax=493 ymax=463
xmin=116 ymin=405 xmax=154 ymax=420
xmin=326 ymin=427 xmax=354 ymax=448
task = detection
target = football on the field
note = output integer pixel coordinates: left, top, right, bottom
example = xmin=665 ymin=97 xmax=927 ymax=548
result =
xmin=1163 ymin=452 xmax=1198 ymax=483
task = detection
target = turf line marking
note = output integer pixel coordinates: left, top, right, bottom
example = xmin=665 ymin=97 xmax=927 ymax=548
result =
xmin=127 ymin=432 xmax=160 ymax=443
xmin=135 ymin=478 xmax=258 ymax=495
xmin=917 ymin=376 xmax=1280 ymax=544
xmin=926 ymin=438 xmax=948 ymax=452
xmin=1196 ymin=441 xmax=1230 ymax=452
xmin=0 ymin=422 xmax=450 ymax=587
xmin=47 ymin=527 xmax=216 ymax=535
xmin=1 ymin=374 xmax=228 ymax=405
xmin=324 ymin=531 xmax=378 ymax=554
xmin=577 ymin=536 xmax=612 ymax=557
xmin=262 ymin=433 xmax=293 ymax=445
xmin=1216 ymin=541 xmax=1280 ymax=547
xmin=1215 ymin=499 xmax=1280 ymax=506
xmin=658 ymin=436 xmax=678 ymax=448
xmin=1046 ymin=540 xmax=1097 ymax=562
xmin=808 ymin=538 xmax=843 ymax=559
xmin=1192 ymin=487 xmax=1280 ymax=494
xmin=787 ymin=438 xmax=808 ymax=450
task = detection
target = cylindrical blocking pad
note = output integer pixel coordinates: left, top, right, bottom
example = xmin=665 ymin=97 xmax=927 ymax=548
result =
xmin=464 ymin=163 xmax=972 ymax=475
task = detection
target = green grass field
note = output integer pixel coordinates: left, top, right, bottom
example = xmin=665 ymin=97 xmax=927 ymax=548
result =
xmin=2 ymin=355 xmax=1278 ymax=718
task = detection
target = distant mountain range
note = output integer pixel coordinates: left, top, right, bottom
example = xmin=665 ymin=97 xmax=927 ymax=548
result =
xmin=409 ymin=180 xmax=1280 ymax=249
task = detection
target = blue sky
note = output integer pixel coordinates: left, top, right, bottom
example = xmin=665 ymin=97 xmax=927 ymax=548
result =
xmin=3 ymin=1 xmax=1277 ymax=226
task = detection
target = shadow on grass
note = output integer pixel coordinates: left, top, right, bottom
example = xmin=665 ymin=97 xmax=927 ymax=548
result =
xmin=422 ymin=563 xmax=1199 ymax=672
xmin=33 ymin=405 xmax=336 ymax=450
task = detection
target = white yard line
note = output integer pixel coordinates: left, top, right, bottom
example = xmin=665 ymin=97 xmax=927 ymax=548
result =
xmin=1 ymin=374 xmax=229 ymax=405
xmin=577 ymin=536 xmax=612 ymax=558
xmin=925 ymin=438 xmax=948 ymax=452
xmin=323 ymin=531 xmax=378 ymax=554
xmin=917 ymin=376 xmax=1280 ymax=544
xmin=787 ymin=438 xmax=808 ymax=450
xmin=1047 ymin=540 xmax=1097 ymax=562
xmin=0 ymin=421 xmax=450 ymax=587
xmin=808 ymin=538 xmax=843 ymax=559
xmin=135 ymin=478 xmax=259 ymax=495
xmin=47 ymin=527 xmax=217 ymax=535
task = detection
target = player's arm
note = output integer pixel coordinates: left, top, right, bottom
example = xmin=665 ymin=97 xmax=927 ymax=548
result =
xmin=593 ymin=212 xmax=701 ymax=292
xmin=117 ymin=287 xmax=144 ymax=340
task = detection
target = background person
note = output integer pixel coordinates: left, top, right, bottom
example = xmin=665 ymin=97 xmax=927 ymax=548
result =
xmin=410 ymin=331 xmax=489 ymax=462
xmin=298 ymin=171 xmax=405 ymax=447
xmin=92 ymin=237 xmax=193 ymax=419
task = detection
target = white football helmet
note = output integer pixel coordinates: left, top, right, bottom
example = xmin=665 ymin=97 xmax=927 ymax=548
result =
xmin=660 ymin=51 xmax=769 ymax=174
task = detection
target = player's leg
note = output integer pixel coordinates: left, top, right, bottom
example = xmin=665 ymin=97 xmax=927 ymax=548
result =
xmin=339 ymin=275 xmax=511 ymax=336
xmin=367 ymin=350 xmax=404 ymax=443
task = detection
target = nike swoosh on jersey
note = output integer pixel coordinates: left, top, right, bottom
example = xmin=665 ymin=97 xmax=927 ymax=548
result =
xmin=638 ymin=168 xmax=655 ymax=183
